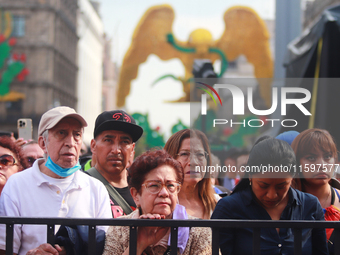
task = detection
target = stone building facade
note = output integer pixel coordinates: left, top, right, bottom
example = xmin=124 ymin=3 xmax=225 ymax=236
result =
xmin=102 ymin=34 xmax=118 ymax=112
xmin=0 ymin=0 xmax=78 ymax=138
xmin=76 ymin=0 xmax=104 ymax=144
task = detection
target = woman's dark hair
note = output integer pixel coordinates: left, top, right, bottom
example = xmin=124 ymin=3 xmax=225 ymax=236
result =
xmin=233 ymin=137 xmax=296 ymax=193
xmin=128 ymin=149 xmax=184 ymax=193
xmin=0 ymin=136 xmax=28 ymax=170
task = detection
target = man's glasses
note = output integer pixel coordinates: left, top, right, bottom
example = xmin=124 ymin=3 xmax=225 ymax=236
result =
xmin=176 ymin=151 xmax=208 ymax=162
xmin=142 ymin=180 xmax=181 ymax=194
xmin=0 ymin=154 xmax=17 ymax=168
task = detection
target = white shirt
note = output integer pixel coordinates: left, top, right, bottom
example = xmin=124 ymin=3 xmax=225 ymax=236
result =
xmin=41 ymin=172 xmax=74 ymax=195
xmin=0 ymin=159 xmax=112 ymax=255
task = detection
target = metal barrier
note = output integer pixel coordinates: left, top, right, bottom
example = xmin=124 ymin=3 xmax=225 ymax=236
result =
xmin=1 ymin=217 xmax=340 ymax=255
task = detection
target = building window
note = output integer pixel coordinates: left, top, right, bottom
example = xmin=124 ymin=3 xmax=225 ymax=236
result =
xmin=12 ymin=16 xmax=25 ymax=37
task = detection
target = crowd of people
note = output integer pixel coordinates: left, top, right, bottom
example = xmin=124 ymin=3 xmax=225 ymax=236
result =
xmin=0 ymin=106 xmax=339 ymax=255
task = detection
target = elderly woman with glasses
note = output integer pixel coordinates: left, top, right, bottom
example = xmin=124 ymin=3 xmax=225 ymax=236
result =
xmin=103 ymin=149 xmax=212 ymax=255
xmin=0 ymin=136 xmax=28 ymax=195
xmin=164 ymin=129 xmax=217 ymax=219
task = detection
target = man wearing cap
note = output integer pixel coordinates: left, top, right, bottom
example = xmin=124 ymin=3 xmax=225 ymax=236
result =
xmin=0 ymin=106 xmax=111 ymax=255
xmin=88 ymin=110 xmax=143 ymax=218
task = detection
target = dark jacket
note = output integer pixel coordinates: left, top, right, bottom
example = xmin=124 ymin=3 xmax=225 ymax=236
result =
xmin=55 ymin=225 xmax=105 ymax=255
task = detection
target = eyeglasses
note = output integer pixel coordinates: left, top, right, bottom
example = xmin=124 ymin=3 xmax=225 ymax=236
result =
xmin=176 ymin=151 xmax=208 ymax=162
xmin=142 ymin=180 xmax=181 ymax=194
xmin=0 ymin=154 xmax=18 ymax=168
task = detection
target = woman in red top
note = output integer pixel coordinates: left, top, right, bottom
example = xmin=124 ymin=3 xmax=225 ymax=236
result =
xmin=291 ymin=128 xmax=340 ymax=254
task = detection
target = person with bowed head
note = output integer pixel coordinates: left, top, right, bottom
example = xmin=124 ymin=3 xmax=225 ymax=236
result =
xmin=211 ymin=137 xmax=328 ymax=255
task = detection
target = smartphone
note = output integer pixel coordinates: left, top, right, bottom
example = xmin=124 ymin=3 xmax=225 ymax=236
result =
xmin=17 ymin=118 xmax=33 ymax=140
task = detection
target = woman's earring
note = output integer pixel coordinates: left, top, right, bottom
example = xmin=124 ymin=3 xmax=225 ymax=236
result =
xmin=249 ymin=181 xmax=252 ymax=186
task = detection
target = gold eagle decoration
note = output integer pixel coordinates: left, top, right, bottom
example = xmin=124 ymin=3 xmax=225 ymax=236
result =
xmin=117 ymin=4 xmax=273 ymax=107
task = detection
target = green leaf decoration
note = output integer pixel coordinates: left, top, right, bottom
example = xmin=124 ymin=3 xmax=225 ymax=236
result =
xmin=0 ymin=42 xmax=10 ymax=69
xmin=0 ymin=61 xmax=24 ymax=95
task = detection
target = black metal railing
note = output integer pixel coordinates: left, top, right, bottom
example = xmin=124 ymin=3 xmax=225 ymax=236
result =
xmin=1 ymin=217 xmax=339 ymax=255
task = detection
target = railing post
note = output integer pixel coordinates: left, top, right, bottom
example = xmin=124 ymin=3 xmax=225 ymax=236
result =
xmin=47 ymin=224 xmax=55 ymax=246
xmin=252 ymin=228 xmax=261 ymax=255
xmin=88 ymin=225 xmax=96 ymax=255
xmin=129 ymin=226 xmax=137 ymax=255
xmin=333 ymin=228 xmax=340 ymax=255
xmin=1 ymin=217 xmax=340 ymax=255
xmin=293 ymin=228 xmax=302 ymax=255
xmin=170 ymin=226 xmax=178 ymax=255
xmin=212 ymin=227 xmax=220 ymax=255
xmin=5 ymin=224 xmax=13 ymax=255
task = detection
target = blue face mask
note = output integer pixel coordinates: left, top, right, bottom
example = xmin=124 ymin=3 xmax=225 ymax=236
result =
xmin=45 ymin=156 xmax=80 ymax=177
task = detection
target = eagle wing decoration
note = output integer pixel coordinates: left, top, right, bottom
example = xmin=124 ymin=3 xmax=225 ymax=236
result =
xmin=215 ymin=6 xmax=274 ymax=106
xmin=117 ymin=4 xmax=187 ymax=107
xmin=117 ymin=5 xmax=274 ymax=107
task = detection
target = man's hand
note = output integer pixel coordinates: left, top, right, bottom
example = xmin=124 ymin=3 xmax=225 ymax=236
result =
xmin=26 ymin=244 xmax=64 ymax=255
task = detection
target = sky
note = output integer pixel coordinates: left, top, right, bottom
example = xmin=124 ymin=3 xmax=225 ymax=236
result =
xmin=98 ymin=0 xmax=275 ymax=139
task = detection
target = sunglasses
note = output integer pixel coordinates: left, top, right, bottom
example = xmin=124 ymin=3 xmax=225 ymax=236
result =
xmin=0 ymin=154 xmax=18 ymax=168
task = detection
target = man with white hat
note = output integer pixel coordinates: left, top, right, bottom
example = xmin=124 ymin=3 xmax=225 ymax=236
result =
xmin=0 ymin=106 xmax=111 ymax=255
